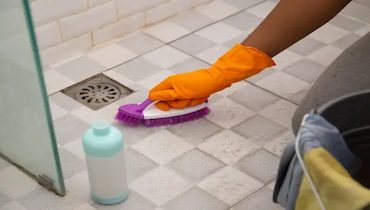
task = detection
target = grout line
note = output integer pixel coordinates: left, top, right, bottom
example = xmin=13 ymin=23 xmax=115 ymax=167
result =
xmin=114 ymin=0 xmax=119 ymax=20
xmin=33 ymin=2 xmax=89 ymax=28
xmin=90 ymin=32 xmax=94 ymax=47
xmin=247 ymin=82 xmax=300 ymax=105
xmin=191 ymin=0 xmax=212 ymax=8
xmin=228 ymin=183 xmax=276 ymax=209
xmin=143 ymin=2 xmax=187 ymax=27
xmin=338 ymin=13 xmax=370 ymax=25
xmin=56 ymin=20 xmax=64 ymax=41
xmin=144 ymin=10 xmax=148 ymax=25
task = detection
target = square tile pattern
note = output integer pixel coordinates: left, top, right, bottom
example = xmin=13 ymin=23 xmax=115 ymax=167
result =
xmin=2 ymin=1 xmax=367 ymax=209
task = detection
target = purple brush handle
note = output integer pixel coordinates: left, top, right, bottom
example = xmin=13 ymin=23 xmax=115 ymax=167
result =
xmin=137 ymin=99 xmax=154 ymax=111
xmin=137 ymin=98 xmax=208 ymax=112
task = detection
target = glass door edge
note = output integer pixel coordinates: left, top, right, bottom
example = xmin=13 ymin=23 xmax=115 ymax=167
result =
xmin=21 ymin=0 xmax=66 ymax=196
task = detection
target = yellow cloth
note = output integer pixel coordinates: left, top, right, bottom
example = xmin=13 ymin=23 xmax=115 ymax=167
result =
xmin=296 ymin=147 xmax=370 ymax=210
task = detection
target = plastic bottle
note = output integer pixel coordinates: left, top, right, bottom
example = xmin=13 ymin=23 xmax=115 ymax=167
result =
xmin=82 ymin=120 xmax=129 ymax=205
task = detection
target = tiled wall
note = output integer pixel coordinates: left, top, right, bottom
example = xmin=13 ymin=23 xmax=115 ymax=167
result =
xmin=31 ymin=0 xmax=213 ymax=65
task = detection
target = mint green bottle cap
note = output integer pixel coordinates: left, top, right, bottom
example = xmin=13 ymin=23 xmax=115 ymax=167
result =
xmin=92 ymin=120 xmax=111 ymax=135
xmin=83 ymin=120 xmax=124 ymax=157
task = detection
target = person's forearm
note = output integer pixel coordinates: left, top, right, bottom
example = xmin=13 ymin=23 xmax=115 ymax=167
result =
xmin=242 ymin=0 xmax=351 ymax=57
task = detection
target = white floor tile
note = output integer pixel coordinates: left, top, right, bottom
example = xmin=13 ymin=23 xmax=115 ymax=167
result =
xmin=130 ymin=167 xmax=191 ymax=205
xmin=196 ymin=45 xmax=229 ymax=64
xmin=72 ymin=103 xmax=119 ymax=124
xmin=247 ymin=1 xmax=277 ymax=18
xmin=143 ymin=45 xmax=190 ymax=68
xmin=273 ymin=50 xmax=303 ymax=70
xmin=65 ymin=171 xmax=91 ymax=203
xmin=355 ymin=25 xmax=370 ymax=36
xmin=73 ymin=203 xmax=96 ymax=210
xmin=103 ymin=70 xmax=135 ymax=87
xmin=131 ymin=130 xmax=194 ymax=165
xmin=63 ymin=138 xmax=85 ymax=160
xmin=307 ymin=45 xmax=343 ymax=66
xmin=309 ymin=24 xmax=350 ymax=44
xmin=259 ymin=99 xmax=297 ymax=128
xmin=267 ymin=181 xmax=276 ymax=190
xmin=214 ymin=81 xmax=248 ymax=97
xmin=137 ymin=70 xmax=174 ymax=90
xmin=196 ymin=22 xmax=243 ymax=44
xmin=0 ymin=201 xmax=27 ymax=210
xmin=43 ymin=69 xmax=75 ymax=95
xmin=199 ymin=130 xmax=260 ymax=164
xmin=195 ymin=1 xmax=240 ymax=20
xmin=205 ymin=98 xmax=255 ymax=129
xmin=264 ymin=131 xmax=294 ymax=157
xmin=198 ymin=166 xmax=263 ymax=205
xmin=49 ymin=102 xmax=68 ymax=120
xmin=0 ymin=166 xmax=39 ymax=199
xmin=144 ymin=22 xmax=190 ymax=43
xmin=87 ymin=44 xmax=137 ymax=68
xmin=256 ymin=71 xmax=309 ymax=98
xmin=49 ymin=53 xmax=85 ymax=69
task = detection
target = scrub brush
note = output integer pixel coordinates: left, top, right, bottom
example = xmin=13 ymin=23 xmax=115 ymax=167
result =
xmin=115 ymin=99 xmax=210 ymax=127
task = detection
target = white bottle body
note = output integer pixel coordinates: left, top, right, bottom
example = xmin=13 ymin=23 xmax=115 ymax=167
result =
xmin=85 ymin=150 xmax=128 ymax=201
xmin=82 ymin=120 xmax=129 ymax=205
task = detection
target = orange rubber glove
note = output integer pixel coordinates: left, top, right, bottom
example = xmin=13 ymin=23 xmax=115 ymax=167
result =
xmin=149 ymin=44 xmax=275 ymax=111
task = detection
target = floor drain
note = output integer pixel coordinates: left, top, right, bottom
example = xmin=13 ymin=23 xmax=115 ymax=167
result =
xmin=62 ymin=74 xmax=133 ymax=110
xmin=76 ymin=83 xmax=120 ymax=105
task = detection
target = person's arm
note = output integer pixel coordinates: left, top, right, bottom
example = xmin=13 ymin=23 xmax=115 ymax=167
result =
xmin=150 ymin=0 xmax=352 ymax=111
xmin=242 ymin=0 xmax=351 ymax=57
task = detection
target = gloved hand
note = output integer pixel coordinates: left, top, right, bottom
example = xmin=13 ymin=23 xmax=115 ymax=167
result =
xmin=149 ymin=44 xmax=275 ymax=111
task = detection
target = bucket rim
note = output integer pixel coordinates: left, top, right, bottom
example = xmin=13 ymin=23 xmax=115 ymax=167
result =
xmin=315 ymin=89 xmax=370 ymax=115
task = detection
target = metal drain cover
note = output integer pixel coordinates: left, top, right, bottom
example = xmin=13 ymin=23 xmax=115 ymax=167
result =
xmin=76 ymin=83 xmax=120 ymax=105
xmin=62 ymin=74 xmax=133 ymax=110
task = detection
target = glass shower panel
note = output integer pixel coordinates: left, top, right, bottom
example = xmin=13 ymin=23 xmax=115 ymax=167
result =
xmin=0 ymin=0 xmax=65 ymax=195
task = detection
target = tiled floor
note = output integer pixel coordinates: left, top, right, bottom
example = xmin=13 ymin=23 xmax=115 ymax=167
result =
xmin=1 ymin=0 xmax=370 ymax=210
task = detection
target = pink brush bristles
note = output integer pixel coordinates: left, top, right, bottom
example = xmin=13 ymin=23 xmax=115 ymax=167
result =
xmin=115 ymin=107 xmax=210 ymax=127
